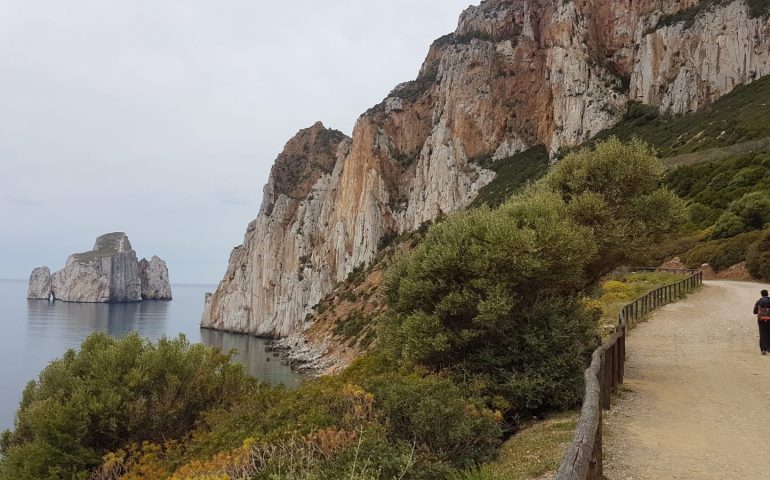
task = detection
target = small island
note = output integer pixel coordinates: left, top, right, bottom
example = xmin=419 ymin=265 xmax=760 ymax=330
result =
xmin=27 ymin=232 xmax=172 ymax=302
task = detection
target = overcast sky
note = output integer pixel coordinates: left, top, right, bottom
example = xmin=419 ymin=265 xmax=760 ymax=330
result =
xmin=0 ymin=0 xmax=476 ymax=284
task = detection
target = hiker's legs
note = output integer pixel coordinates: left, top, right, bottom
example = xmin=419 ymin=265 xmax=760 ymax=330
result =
xmin=759 ymin=321 xmax=770 ymax=351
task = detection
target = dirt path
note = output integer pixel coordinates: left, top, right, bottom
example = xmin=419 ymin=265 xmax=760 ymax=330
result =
xmin=604 ymin=280 xmax=770 ymax=480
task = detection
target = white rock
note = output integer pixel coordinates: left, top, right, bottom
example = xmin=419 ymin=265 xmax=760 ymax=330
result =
xmin=50 ymin=232 xmax=141 ymax=303
xmin=139 ymin=256 xmax=172 ymax=300
xmin=631 ymin=1 xmax=770 ymax=114
xmin=27 ymin=266 xmax=52 ymax=300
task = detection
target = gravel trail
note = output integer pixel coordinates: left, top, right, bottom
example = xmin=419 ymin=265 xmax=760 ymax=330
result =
xmin=604 ymin=280 xmax=770 ymax=480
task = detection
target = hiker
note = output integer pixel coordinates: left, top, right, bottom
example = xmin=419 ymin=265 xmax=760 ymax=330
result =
xmin=753 ymin=289 xmax=770 ymax=355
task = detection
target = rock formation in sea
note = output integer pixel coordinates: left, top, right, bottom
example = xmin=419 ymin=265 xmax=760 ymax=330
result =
xmin=28 ymin=232 xmax=172 ymax=303
xmin=27 ymin=267 xmax=52 ymax=300
xmin=202 ymin=0 xmax=770 ymax=338
xmin=139 ymin=256 xmax=173 ymax=300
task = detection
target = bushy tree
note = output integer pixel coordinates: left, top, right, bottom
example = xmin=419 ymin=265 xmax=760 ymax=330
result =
xmin=382 ymin=138 xmax=685 ymax=419
xmin=0 ymin=332 xmax=254 ymax=480
xmin=542 ymin=137 xmax=686 ymax=281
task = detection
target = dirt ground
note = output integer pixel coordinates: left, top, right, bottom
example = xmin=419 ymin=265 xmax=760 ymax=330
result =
xmin=604 ymin=280 xmax=770 ymax=480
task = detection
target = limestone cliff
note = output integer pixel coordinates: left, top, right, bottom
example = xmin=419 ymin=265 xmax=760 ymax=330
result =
xmin=202 ymin=0 xmax=770 ymax=338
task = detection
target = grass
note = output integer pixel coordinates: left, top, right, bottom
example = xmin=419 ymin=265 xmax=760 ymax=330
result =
xmin=451 ymin=411 xmax=579 ymax=480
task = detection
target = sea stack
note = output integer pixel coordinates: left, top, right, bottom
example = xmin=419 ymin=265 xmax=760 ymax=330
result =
xmin=27 ymin=267 xmax=52 ymax=300
xmin=138 ymin=256 xmax=172 ymax=300
xmin=28 ymin=232 xmax=172 ymax=303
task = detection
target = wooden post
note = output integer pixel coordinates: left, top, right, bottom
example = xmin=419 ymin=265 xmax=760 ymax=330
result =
xmin=618 ymin=327 xmax=626 ymax=384
xmin=602 ymin=351 xmax=612 ymax=410
xmin=589 ymin=415 xmax=603 ymax=480
xmin=612 ymin=341 xmax=619 ymax=389
xmin=645 ymin=294 xmax=649 ymax=315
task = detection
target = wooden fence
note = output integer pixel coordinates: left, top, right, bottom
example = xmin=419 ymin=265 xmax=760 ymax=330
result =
xmin=554 ymin=268 xmax=704 ymax=480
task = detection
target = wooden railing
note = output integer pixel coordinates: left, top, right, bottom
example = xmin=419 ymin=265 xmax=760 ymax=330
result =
xmin=554 ymin=268 xmax=704 ymax=480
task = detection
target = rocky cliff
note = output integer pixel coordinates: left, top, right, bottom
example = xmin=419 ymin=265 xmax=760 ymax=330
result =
xmin=27 ymin=267 xmax=52 ymax=300
xmin=139 ymin=256 xmax=173 ymax=300
xmin=29 ymin=233 xmax=172 ymax=303
xmin=202 ymin=0 xmax=770 ymax=337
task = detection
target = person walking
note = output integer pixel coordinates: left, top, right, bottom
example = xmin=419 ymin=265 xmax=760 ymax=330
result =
xmin=754 ymin=289 xmax=770 ymax=355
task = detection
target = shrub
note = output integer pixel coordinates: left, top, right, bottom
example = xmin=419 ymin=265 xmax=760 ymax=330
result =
xmin=542 ymin=137 xmax=687 ymax=282
xmin=363 ymin=372 xmax=501 ymax=467
xmin=382 ymin=139 xmax=683 ymax=419
xmin=712 ymin=211 xmax=749 ymax=239
xmin=748 ymin=231 xmax=770 ymax=280
xmin=172 ymin=353 xmax=500 ymax=478
xmin=729 ymin=191 xmax=770 ymax=230
xmin=334 ymin=311 xmax=372 ymax=343
xmin=0 ymin=333 xmax=253 ymax=480
xmin=711 ymin=192 xmax=770 ymax=239
xmin=683 ymin=230 xmax=763 ymax=270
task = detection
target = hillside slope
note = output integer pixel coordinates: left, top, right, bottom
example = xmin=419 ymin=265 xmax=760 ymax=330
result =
xmin=202 ymin=0 xmax=770 ymax=342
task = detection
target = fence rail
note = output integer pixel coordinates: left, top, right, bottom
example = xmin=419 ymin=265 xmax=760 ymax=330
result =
xmin=555 ymin=268 xmax=704 ymax=480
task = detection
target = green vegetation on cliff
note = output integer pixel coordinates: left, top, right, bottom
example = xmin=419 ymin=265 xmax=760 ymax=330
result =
xmin=600 ymin=76 xmax=770 ymax=158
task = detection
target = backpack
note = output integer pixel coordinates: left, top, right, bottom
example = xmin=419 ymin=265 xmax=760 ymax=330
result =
xmin=759 ymin=305 xmax=770 ymax=321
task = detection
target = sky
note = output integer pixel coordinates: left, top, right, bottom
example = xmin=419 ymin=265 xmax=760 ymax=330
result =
xmin=0 ymin=0 xmax=477 ymax=284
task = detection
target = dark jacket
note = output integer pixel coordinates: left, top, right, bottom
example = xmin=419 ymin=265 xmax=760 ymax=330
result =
xmin=754 ymin=296 xmax=770 ymax=316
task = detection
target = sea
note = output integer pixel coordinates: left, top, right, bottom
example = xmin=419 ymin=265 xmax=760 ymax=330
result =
xmin=0 ymin=279 xmax=303 ymax=431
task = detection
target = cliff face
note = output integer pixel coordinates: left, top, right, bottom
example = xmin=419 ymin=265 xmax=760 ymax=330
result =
xmin=202 ymin=0 xmax=770 ymax=337
xmin=27 ymin=267 xmax=52 ymax=300
xmin=139 ymin=256 xmax=173 ymax=300
xmin=51 ymin=233 xmax=141 ymax=303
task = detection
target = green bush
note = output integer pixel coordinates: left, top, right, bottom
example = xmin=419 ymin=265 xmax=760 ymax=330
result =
xmin=363 ymin=371 xmax=501 ymax=467
xmin=711 ymin=192 xmax=770 ymax=239
xmin=747 ymin=231 xmax=770 ymax=280
xmin=170 ymin=351 xmax=501 ymax=477
xmin=334 ymin=311 xmax=372 ymax=344
xmin=0 ymin=332 xmax=253 ymax=480
xmin=382 ymin=138 xmax=684 ymax=419
xmin=542 ymin=137 xmax=686 ymax=282
xmin=728 ymin=191 xmax=770 ymax=230
xmin=683 ymin=229 xmax=763 ymax=270
xmin=712 ymin=211 xmax=749 ymax=239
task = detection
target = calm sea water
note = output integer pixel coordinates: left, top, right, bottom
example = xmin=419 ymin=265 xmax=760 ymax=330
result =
xmin=0 ymin=279 xmax=302 ymax=431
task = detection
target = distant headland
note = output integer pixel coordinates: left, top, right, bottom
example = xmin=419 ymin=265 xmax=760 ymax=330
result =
xmin=27 ymin=232 xmax=172 ymax=302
